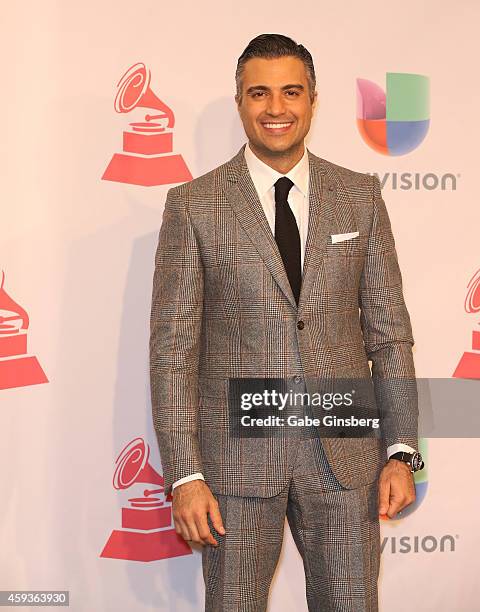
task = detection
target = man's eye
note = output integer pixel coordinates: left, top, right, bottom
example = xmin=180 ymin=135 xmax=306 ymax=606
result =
xmin=286 ymin=90 xmax=299 ymax=96
xmin=252 ymin=92 xmax=265 ymax=98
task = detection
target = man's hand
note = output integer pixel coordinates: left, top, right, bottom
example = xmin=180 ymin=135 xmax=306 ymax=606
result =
xmin=378 ymin=459 xmax=416 ymax=519
xmin=172 ymin=480 xmax=226 ymax=546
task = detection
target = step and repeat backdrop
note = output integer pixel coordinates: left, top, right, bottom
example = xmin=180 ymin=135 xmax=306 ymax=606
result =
xmin=1 ymin=1 xmax=479 ymax=610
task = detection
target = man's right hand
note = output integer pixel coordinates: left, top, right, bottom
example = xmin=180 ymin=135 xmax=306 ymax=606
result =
xmin=172 ymin=480 xmax=226 ymax=546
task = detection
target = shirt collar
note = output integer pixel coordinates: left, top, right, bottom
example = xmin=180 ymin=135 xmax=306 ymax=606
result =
xmin=244 ymin=141 xmax=309 ymax=198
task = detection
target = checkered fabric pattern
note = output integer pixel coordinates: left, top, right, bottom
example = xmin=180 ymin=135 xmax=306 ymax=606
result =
xmin=202 ymin=435 xmax=380 ymax=612
xmin=149 ymin=143 xmax=418 ymax=496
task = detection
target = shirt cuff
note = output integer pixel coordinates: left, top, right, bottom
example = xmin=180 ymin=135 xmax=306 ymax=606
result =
xmin=387 ymin=443 xmax=417 ymax=459
xmin=171 ymin=472 xmax=205 ymax=490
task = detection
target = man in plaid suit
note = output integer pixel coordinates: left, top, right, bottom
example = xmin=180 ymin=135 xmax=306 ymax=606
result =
xmin=150 ymin=33 xmax=421 ymax=612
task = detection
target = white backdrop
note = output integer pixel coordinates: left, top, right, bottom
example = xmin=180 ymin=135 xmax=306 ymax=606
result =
xmin=1 ymin=1 xmax=480 ymax=610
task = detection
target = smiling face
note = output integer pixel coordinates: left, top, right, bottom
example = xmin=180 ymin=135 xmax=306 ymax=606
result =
xmin=236 ymin=55 xmax=317 ymax=171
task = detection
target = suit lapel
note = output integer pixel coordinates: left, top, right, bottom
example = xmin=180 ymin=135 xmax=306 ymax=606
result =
xmin=223 ymin=144 xmax=355 ymax=312
xmin=297 ymin=152 xmax=336 ymax=313
xmin=224 ymin=145 xmax=298 ymax=309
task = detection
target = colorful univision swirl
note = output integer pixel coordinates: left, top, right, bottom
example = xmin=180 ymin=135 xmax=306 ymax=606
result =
xmin=356 ymin=73 xmax=430 ymax=156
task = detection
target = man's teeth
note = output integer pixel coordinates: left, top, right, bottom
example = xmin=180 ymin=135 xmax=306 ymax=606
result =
xmin=264 ymin=123 xmax=292 ymax=128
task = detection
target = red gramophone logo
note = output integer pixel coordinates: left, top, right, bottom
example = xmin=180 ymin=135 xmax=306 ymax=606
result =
xmin=101 ymin=437 xmax=191 ymax=562
xmin=453 ymin=267 xmax=480 ymax=379
xmin=102 ymin=62 xmax=192 ymax=187
xmin=0 ymin=271 xmax=48 ymax=391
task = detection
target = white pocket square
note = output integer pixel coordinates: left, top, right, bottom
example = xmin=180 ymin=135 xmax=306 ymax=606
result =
xmin=330 ymin=231 xmax=359 ymax=244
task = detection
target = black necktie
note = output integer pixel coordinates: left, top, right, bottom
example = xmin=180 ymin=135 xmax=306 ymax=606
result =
xmin=274 ymin=177 xmax=301 ymax=306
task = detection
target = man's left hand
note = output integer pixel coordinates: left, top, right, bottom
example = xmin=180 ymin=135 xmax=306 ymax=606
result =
xmin=378 ymin=459 xmax=416 ymax=519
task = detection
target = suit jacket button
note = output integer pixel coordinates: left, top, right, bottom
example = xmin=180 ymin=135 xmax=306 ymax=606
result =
xmin=294 ymin=375 xmax=302 ymax=384
xmin=297 ymin=320 xmax=305 ymax=330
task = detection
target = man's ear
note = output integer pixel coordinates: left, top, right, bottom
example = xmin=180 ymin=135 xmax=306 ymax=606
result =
xmin=312 ymin=90 xmax=318 ymax=110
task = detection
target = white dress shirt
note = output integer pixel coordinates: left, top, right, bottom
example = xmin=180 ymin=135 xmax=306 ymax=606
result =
xmin=171 ymin=143 xmax=415 ymax=490
xmin=244 ymin=141 xmax=310 ymax=273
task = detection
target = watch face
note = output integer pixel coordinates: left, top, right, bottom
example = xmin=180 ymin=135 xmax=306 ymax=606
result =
xmin=411 ymin=452 xmax=423 ymax=471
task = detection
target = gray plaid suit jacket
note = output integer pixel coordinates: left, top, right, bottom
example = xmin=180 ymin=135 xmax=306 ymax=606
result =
xmin=149 ymin=143 xmax=418 ymax=497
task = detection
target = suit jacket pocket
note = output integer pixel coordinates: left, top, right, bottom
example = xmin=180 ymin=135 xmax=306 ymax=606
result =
xmin=198 ymin=377 xmax=229 ymax=399
xmin=325 ymin=233 xmax=367 ymax=258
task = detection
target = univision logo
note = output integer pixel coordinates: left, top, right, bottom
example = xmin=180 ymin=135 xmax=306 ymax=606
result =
xmin=381 ymin=534 xmax=457 ymax=554
xmin=357 ymin=72 xmax=429 ymax=155
xmin=369 ymin=171 xmax=458 ymax=191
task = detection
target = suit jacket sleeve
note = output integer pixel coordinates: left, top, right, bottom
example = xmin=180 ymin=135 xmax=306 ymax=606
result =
xmin=149 ymin=186 xmax=204 ymax=495
xmin=358 ymin=174 xmax=419 ymax=450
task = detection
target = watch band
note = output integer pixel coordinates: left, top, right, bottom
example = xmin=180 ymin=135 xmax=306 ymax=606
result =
xmin=389 ymin=451 xmax=424 ymax=472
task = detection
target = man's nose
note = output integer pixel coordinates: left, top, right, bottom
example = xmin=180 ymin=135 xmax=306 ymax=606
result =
xmin=266 ymin=92 xmax=286 ymax=116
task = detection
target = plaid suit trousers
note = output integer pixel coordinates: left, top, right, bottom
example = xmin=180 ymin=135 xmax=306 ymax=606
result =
xmin=202 ymin=432 xmax=380 ymax=612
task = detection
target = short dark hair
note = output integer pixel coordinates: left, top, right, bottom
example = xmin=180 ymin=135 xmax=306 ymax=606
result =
xmin=235 ymin=34 xmax=316 ymax=103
